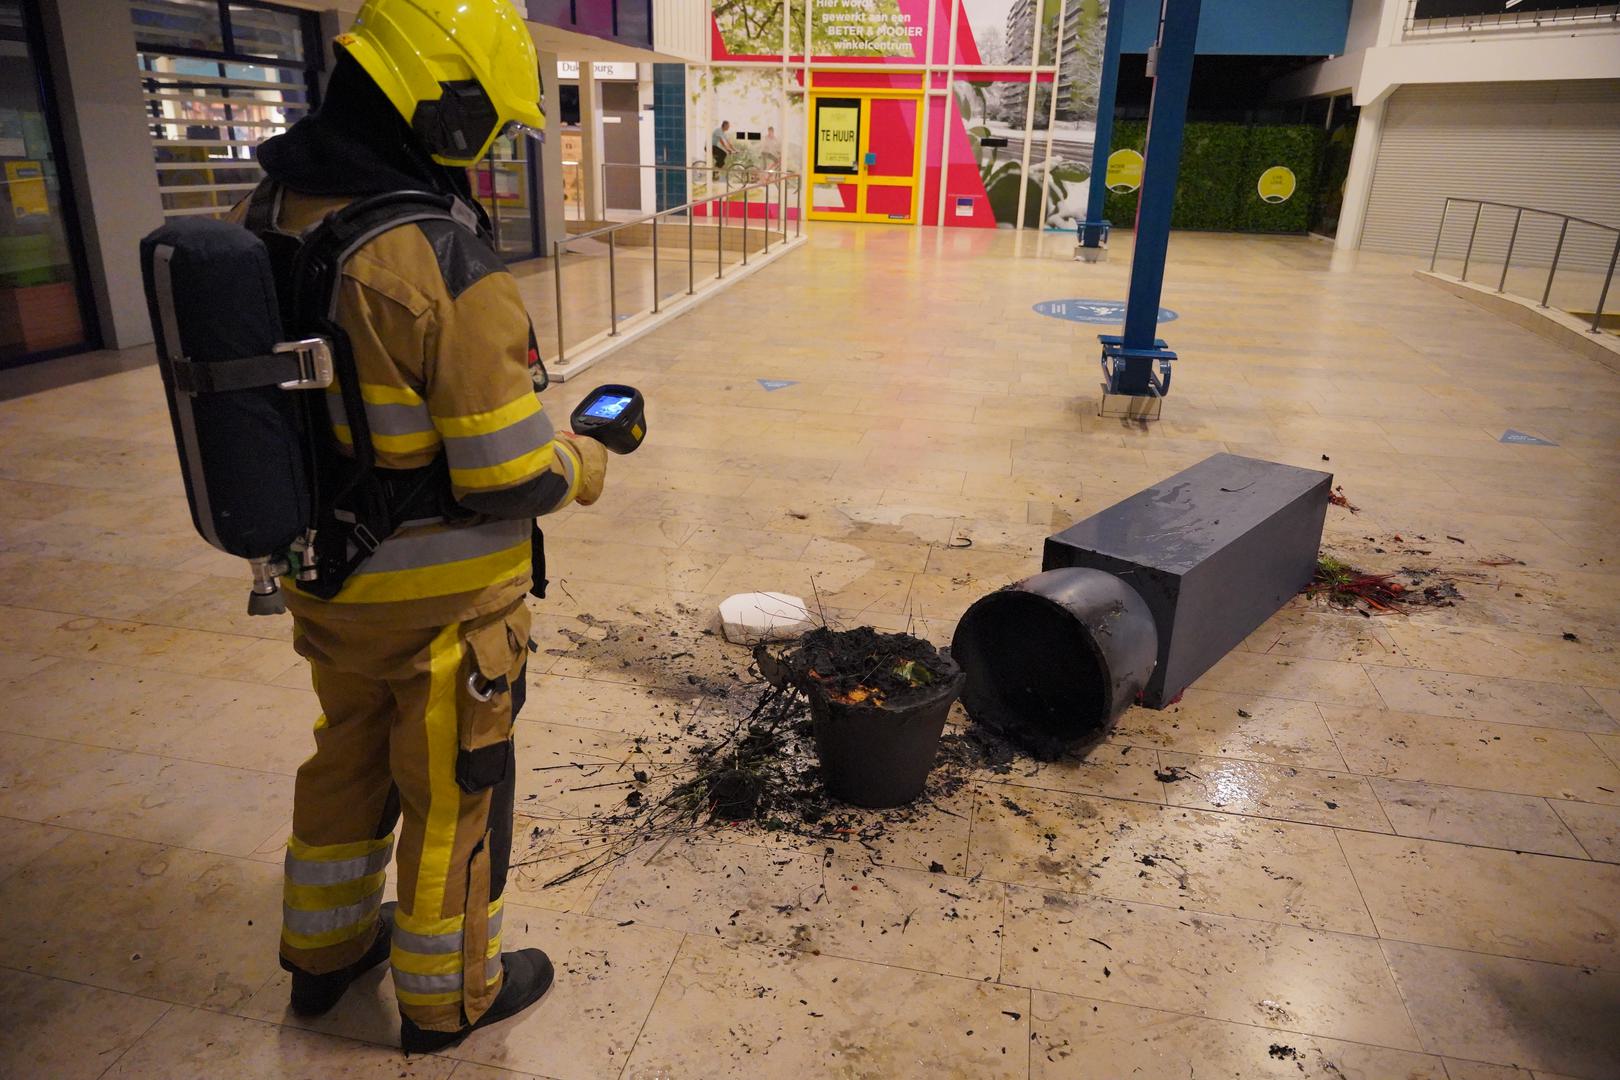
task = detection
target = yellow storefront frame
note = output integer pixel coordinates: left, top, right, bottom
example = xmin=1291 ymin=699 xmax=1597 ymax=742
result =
xmin=806 ymin=83 xmax=925 ymax=226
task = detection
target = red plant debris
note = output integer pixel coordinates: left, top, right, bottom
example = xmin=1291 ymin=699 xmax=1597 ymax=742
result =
xmin=1327 ymin=485 xmax=1360 ymax=513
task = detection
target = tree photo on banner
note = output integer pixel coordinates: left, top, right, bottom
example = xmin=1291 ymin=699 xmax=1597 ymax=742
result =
xmin=703 ymin=0 xmax=1109 ymax=228
xmin=954 ymin=0 xmax=1107 ymax=229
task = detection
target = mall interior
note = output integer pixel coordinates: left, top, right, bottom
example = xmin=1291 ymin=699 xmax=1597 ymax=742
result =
xmin=2 ymin=0 xmax=1619 ymax=1076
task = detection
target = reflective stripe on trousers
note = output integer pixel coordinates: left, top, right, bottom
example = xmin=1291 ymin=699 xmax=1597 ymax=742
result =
xmin=281 ymin=835 xmax=393 ymax=952
xmin=391 ymin=901 xmax=504 ymax=1004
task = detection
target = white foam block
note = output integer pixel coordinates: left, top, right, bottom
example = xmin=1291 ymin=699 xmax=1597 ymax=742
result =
xmin=719 ymin=591 xmax=815 ymax=645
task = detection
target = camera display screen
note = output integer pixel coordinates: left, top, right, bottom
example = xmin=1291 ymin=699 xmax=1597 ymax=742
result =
xmin=582 ymin=394 xmax=632 ymax=421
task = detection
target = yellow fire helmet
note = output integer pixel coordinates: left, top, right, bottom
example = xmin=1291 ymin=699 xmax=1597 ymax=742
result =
xmin=335 ymin=0 xmax=545 ymax=167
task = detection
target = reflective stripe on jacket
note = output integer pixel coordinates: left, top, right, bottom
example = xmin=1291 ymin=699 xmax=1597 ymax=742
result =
xmin=234 ymin=187 xmax=580 ymax=625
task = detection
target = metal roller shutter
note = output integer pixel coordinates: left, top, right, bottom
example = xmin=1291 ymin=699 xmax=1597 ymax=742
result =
xmin=131 ymin=0 xmax=322 ymax=220
xmin=1360 ymin=80 xmax=1620 ymax=273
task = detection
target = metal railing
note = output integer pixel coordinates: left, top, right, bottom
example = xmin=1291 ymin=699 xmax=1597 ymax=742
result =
xmin=1428 ymin=197 xmax=1619 ymax=334
xmin=599 ymin=161 xmax=789 ymax=223
xmin=551 ymin=170 xmax=803 ymax=364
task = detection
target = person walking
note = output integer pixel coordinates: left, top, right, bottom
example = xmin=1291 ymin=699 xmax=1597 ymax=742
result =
xmin=762 ymin=124 xmax=781 ymax=175
xmin=235 ymin=0 xmax=609 ymax=1054
xmin=712 ymin=119 xmax=735 ymax=172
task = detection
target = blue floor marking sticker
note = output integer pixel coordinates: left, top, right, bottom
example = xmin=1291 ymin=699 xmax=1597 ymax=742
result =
xmin=1033 ymin=299 xmax=1178 ymax=324
xmin=758 ymin=379 xmax=797 ymax=391
xmin=1499 ymin=430 xmax=1557 ymax=446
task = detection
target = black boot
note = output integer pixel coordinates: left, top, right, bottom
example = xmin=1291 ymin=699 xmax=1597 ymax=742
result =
xmin=399 ymin=949 xmax=555 ymax=1055
xmin=286 ymin=902 xmax=395 ymax=1017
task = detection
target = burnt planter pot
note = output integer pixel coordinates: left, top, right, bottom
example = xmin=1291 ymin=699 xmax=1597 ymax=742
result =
xmin=951 ymin=567 xmax=1158 ymax=760
xmin=760 ymin=628 xmax=966 ymax=809
xmin=803 ymin=668 xmax=965 ymax=809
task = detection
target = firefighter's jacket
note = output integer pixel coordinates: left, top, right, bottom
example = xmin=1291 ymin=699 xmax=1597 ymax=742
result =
xmin=235 ymin=189 xmax=580 ymax=627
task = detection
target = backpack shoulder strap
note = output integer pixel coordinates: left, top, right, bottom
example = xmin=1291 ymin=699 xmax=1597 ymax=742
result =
xmin=243 ymin=179 xmax=285 ymax=237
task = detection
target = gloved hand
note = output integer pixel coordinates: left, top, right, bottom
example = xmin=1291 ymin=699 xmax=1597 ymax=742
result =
xmin=558 ymin=432 xmax=608 ymax=506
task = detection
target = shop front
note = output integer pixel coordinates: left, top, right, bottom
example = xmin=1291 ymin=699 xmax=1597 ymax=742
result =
xmin=698 ymin=0 xmax=1109 ymax=230
xmin=1 ymin=0 xmax=97 ymax=367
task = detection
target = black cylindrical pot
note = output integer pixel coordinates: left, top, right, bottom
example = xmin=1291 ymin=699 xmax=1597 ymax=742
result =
xmin=804 ymin=668 xmax=967 ymax=809
xmin=952 ymin=567 xmax=1158 ymax=759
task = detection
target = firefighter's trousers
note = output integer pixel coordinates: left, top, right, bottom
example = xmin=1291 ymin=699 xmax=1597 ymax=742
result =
xmin=280 ymin=597 xmax=531 ymax=1033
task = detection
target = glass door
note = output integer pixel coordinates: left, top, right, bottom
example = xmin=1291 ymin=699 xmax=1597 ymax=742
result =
xmin=2 ymin=0 xmax=98 ymax=367
xmin=478 ymin=131 xmax=539 ymax=261
xmin=807 ymin=90 xmax=922 ymax=225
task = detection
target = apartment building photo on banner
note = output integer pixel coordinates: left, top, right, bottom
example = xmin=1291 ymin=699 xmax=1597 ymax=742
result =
xmin=694 ymin=0 xmax=1109 ymax=228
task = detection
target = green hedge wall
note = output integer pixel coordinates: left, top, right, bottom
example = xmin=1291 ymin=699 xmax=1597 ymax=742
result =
xmin=1101 ymin=121 xmax=1323 ymax=234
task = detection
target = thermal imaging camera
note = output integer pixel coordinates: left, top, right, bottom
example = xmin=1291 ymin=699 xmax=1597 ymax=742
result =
xmin=569 ymin=384 xmax=646 ymax=454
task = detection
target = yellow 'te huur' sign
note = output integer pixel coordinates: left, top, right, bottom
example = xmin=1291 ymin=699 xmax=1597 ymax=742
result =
xmin=1257 ymin=165 xmax=1297 ymax=204
xmin=1105 ymin=148 xmax=1144 ymax=193
xmin=817 ymin=105 xmax=859 ymax=170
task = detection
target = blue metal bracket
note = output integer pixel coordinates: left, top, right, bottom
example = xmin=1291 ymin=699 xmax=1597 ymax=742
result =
xmin=1099 ymin=334 xmax=1175 ymax=396
xmin=1081 ymin=0 xmax=1127 ymax=250
xmin=1099 ymin=0 xmax=1201 ymax=405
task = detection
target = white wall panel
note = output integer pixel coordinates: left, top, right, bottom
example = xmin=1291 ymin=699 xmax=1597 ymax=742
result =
xmin=653 ymin=0 xmax=707 ymax=63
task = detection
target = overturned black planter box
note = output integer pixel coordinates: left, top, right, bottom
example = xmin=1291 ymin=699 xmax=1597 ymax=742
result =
xmin=1043 ymin=453 xmax=1331 ymax=709
xmin=954 ymin=453 xmax=1329 ymax=756
xmin=953 ymin=567 xmax=1158 ymax=759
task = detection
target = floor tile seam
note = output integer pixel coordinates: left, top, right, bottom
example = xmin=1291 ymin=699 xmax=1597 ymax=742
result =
xmin=542 ymin=559 xmax=727 ymax=595
xmin=513 ymin=712 xmax=692 ymax=754
xmin=541 ymin=770 xmax=1620 ymax=886
xmin=0 ymin=597 xmax=284 ymax=647
xmin=0 ymin=815 xmax=293 ymax=869
xmin=611 ymin=930 xmax=688 ymax=1080
xmin=1316 ymin=708 xmax=1620 ymax=800
xmin=1543 ymin=800 xmax=1605 ymax=863
xmin=1586 ymin=731 xmax=1620 ymax=771
xmin=1019 ymin=981 xmax=1441 ymax=1063
xmin=1373 ymin=937 xmax=1444 ymax=1061
xmin=1179 ymin=680 xmax=1379 ymax=710
xmin=1106 ymin=732 xmax=1354 ymax=774
xmin=984 ymin=865 xmax=1620 ymax=970
xmin=1381 ymin=648 xmax=1620 ymax=692
xmin=0 ymin=960 xmax=213 ymax=1023
xmin=1348 ymin=867 xmax=1620 ymax=973
xmin=1359 ymin=760 xmax=1416 ymax=836
xmin=1252 ymin=647 xmax=1412 ymax=674
xmin=1318 ymin=701 xmax=1620 ymax=738
xmin=981 ymin=771 xmax=1423 ymax=843
xmin=951 ymin=859 xmax=1385 ymax=942
xmin=0 ymin=611 xmax=300 ymax=687
xmin=0 ymin=728 xmax=303 ymax=784
xmin=0 ymin=812 xmax=75 ymax=889
xmin=1024 ymin=980 xmax=1035 ymax=1080
xmin=1330 ymin=824 xmax=1417 ymax=1047
xmin=964 ymin=764 xmax=979 ymax=876
xmin=92 ymin=996 xmax=177 ymax=1080
xmin=661 ymin=924 xmax=1021 ymax=991
xmin=1441 ymin=1056 xmax=1606 ymax=1080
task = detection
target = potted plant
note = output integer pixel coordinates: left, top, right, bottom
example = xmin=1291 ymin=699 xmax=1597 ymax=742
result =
xmin=760 ymin=627 xmax=965 ymax=809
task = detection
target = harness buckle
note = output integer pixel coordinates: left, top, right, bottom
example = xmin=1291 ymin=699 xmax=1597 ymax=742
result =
xmin=351 ymin=522 xmax=381 ymax=554
xmin=274 ymin=337 xmax=335 ymax=390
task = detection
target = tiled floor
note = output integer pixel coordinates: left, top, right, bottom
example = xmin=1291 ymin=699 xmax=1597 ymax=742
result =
xmin=2 ymin=223 xmax=1619 ymax=1079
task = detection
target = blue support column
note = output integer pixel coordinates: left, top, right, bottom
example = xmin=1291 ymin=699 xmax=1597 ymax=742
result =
xmin=1079 ymin=0 xmax=1127 ymax=250
xmin=1099 ymin=0 xmax=1200 ymax=400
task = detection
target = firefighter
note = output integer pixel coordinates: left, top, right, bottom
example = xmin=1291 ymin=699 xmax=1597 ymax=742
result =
xmin=239 ymin=0 xmax=608 ymax=1053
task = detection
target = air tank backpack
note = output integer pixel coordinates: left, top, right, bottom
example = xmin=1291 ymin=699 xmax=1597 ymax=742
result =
xmin=139 ymin=185 xmax=549 ymax=615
